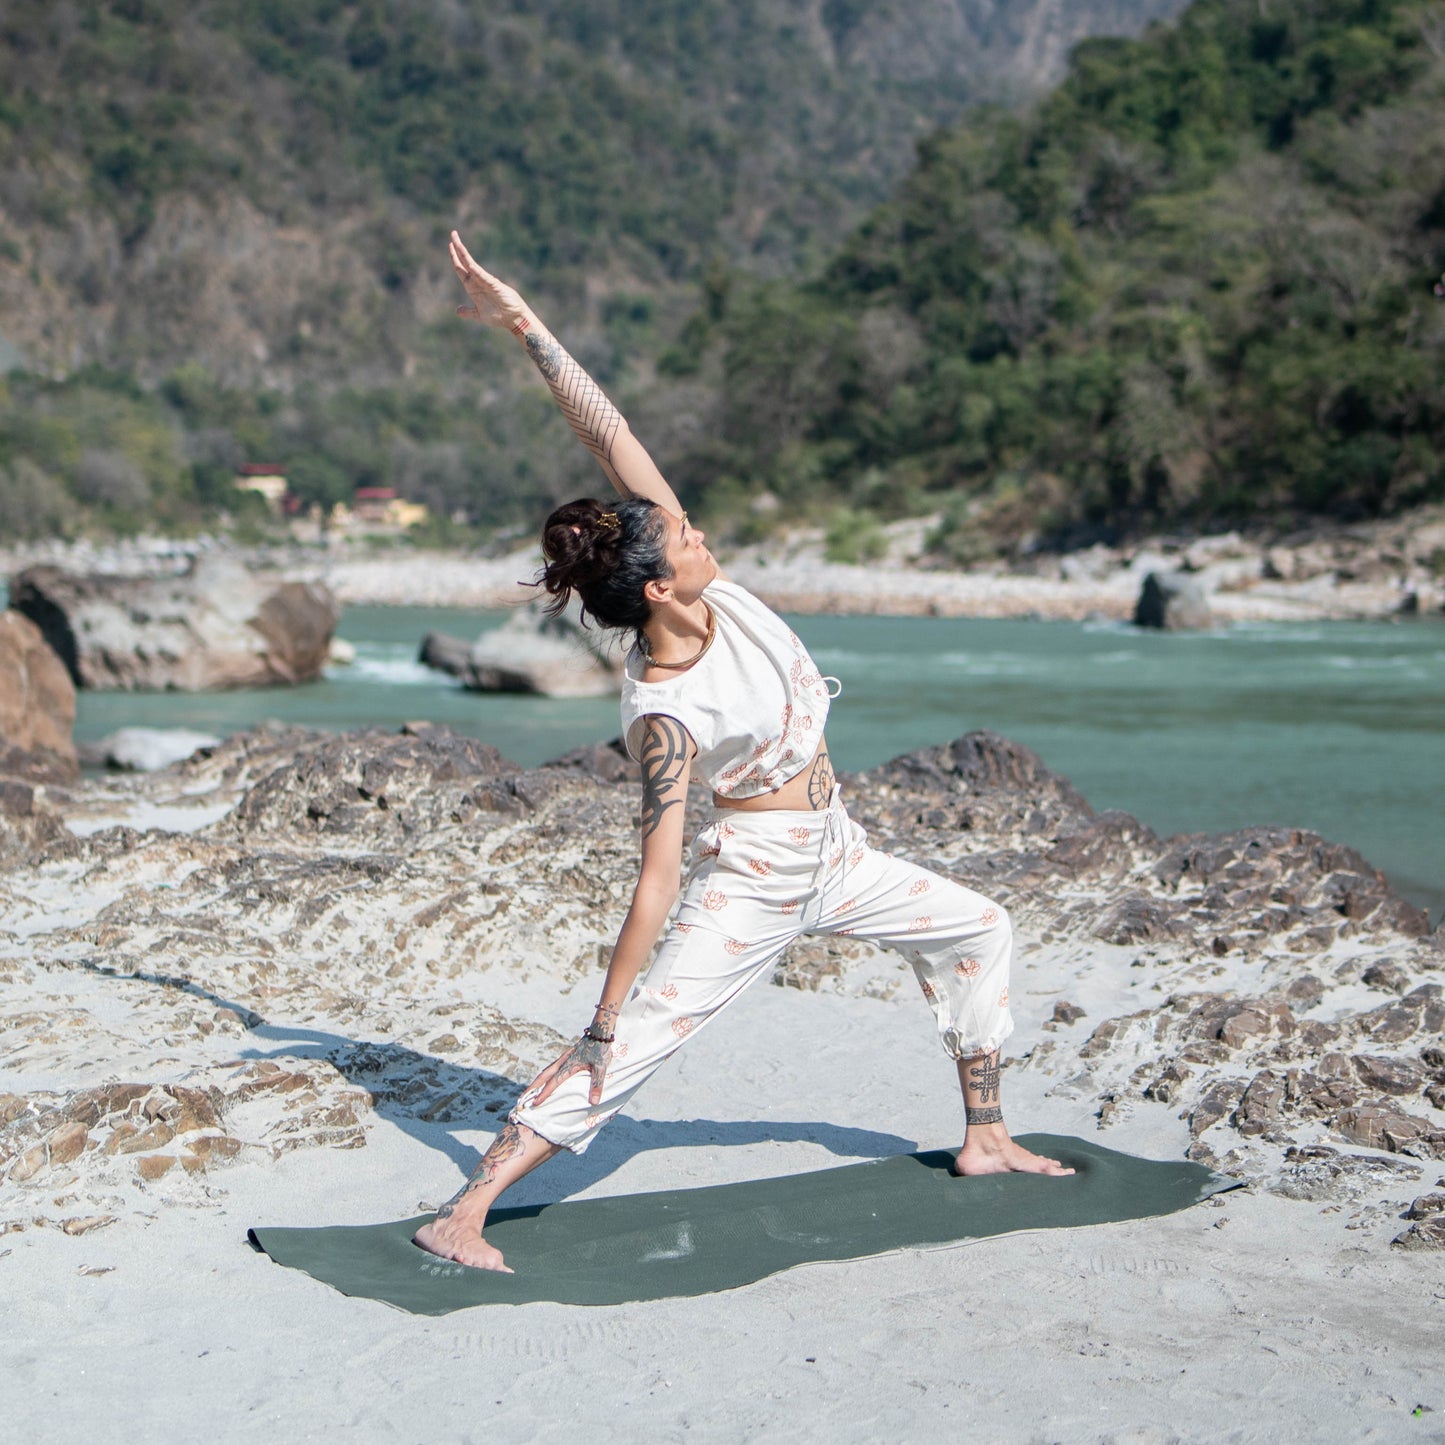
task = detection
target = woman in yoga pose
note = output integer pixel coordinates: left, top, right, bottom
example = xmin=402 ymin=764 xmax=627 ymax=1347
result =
xmin=414 ymin=232 xmax=1073 ymax=1272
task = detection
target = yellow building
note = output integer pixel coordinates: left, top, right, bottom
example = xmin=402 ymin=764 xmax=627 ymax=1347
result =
xmin=236 ymin=465 xmax=288 ymax=513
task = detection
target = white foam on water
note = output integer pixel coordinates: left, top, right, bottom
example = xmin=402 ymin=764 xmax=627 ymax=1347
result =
xmin=339 ymin=652 xmax=448 ymax=687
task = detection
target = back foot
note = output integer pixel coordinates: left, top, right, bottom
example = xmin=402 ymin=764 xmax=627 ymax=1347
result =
xmin=953 ymin=1132 xmax=1075 ymax=1177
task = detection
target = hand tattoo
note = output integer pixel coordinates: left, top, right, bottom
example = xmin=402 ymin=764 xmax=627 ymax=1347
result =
xmin=435 ymin=1121 xmax=527 ymax=1219
xmin=547 ymin=1034 xmax=614 ymax=1097
xmin=806 ymin=749 xmax=835 ymax=810
xmin=639 ymin=716 xmax=689 ymax=840
xmin=524 ymin=331 xmax=623 ymax=471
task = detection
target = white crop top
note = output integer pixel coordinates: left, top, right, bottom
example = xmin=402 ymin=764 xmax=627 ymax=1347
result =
xmin=619 ymin=578 xmax=839 ymax=799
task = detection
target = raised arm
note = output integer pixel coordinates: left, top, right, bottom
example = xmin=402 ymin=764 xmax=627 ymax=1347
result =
xmin=448 ymin=231 xmax=683 ymax=514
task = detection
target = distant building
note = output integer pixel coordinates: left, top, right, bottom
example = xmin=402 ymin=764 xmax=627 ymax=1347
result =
xmin=351 ymin=486 xmax=429 ymax=530
xmin=236 ymin=464 xmax=289 ymax=513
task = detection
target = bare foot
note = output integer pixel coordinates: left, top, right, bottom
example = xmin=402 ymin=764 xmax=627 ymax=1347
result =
xmin=412 ymin=1216 xmax=512 ymax=1272
xmin=952 ymin=1127 xmax=1075 ymax=1177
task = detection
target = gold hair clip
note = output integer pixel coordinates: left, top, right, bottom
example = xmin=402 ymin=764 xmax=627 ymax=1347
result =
xmin=595 ymin=512 xmax=620 ymax=530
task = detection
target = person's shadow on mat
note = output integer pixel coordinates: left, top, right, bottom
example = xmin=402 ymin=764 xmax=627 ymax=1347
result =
xmin=75 ymin=963 xmax=914 ymax=1201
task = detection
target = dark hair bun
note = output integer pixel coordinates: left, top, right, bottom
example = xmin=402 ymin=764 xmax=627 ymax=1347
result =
xmin=540 ymin=499 xmax=624 ymax=597
xmin=535 ymin=496 xmax=670 ymax=638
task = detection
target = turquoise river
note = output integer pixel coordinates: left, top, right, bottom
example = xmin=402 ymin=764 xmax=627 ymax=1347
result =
xmin=60 ymin=605 xmax=1444 ymax=928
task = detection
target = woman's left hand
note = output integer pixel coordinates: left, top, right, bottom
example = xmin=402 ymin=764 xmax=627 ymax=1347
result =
xmin=448 ymin=230 xmax=531 ymax=331
xmin=524 ymin=1033 xmax=614 ymax=1108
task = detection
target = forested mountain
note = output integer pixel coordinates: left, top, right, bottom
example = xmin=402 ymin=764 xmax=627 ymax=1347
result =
xmin=0 ymin=0 xmax=1189 ymax=537
xmin=675 ymin=0 xmax=1445 ymax=552
xmin=6 ymin=0 xmax=1438 ymax=551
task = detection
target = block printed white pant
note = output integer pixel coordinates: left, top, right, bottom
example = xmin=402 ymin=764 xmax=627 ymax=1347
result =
xmin=510 ymin=790 xmax=1015 ymax=1154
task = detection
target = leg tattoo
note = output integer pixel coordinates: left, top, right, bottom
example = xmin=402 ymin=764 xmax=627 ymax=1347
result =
xmin=435 ymin=1121 xmax=526 ymax=1220
xmin=964 ymin=1050 xmax=1003 ymax=1125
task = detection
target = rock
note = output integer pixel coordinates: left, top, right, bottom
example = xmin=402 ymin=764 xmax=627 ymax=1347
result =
xmin=1270 ymin=1144 xmax=1422 ymax=1202
xmin=9 ymin=559 xmax=339 ymax=691
xmin=1335 ymin=1104 xmax=1445 ymax=1156
xmin=0 ymin=609 xmax=78 ymax=782
xmin=46 ymin=1121 xmax=89 ymax=1165
xmin=7 ymin=1142 xmax=49 ymax=1183
xmin=1189 ymin=1078 xmax=1246 ymax=1137
xmin=1092 ymin=892 xmax=1180 ymax=945
xmin=1050 ymin=1001 xmax=1086 ymax=1025
xmin=136 ymin=1154 xmax=175 ymax=1181
xmin=1351 ymin=1054 xmax=1426 ymax=1096
xmin=1405 ymin=1193 xmax=1445 ymax=1219
xmin=1133 ymin=571 xmax=1216 ymax=630
xmin=1235 ymin=1070 xmax=1289 ymax=1136
xmin=94 ymin=727 xmax=222 ymax=772
xmin=418 ymin=631 xmax=473 ymax=676
xmin=231 ymin=724 xmax=516 ymax=841
xmin=1391 ymin=1218 xmax=1445 ymax=1251
xmin=1219 ymin=1000 xmax=1295 ymax=1050
xmin=61 ymin=1215 xmax=115 ymax=1236
xmin=1358 ymin=985 xmax=1445 ymax=1045
xmin=1361 ymin=960 xmax=1411 ymax=994
xmin=419 ymin=599 xmax=626 ymax=698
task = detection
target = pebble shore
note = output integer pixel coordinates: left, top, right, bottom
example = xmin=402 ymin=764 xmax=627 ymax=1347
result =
xmin=6 ymin=506 xmax=1445 ymax=622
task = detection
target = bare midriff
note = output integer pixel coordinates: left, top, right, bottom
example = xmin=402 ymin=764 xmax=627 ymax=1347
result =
xmin=711 ymin=739 xmax=835 ymax=813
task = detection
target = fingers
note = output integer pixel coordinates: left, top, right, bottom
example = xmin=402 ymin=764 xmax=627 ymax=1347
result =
xmin=448 ymin=229 xmax=494 ymax=289
xmin=456 ymin=305 xmax=480 ymax=322
xmin=588 ymin=1064 xmax=606 ymax=1106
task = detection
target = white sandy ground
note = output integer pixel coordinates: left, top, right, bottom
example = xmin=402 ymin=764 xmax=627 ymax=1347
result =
xmin=6 ymin=935 xmax=1444 ymax=1445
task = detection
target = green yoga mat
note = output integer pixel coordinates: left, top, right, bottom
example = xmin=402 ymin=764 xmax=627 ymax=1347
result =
xmin=248 ymin=1134 xmax=1237 ymax=1313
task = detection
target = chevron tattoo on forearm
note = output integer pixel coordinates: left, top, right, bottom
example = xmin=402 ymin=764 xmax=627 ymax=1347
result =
xmin=524 ymin=331 xmax=623 ymax=469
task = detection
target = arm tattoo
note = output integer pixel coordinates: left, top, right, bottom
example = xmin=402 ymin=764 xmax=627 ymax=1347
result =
xmin=639 ymin=716 xmax=689 ymax=840
xmin=806 ymin=749 xmax=835 ymax=810
xmin=524 ymin=330 xmax=623 ymax=473
xmin=967 ymin=1050 xmax=1001 ymax=1106
xmin=435 ymin=1120 xmax=527 ymax=1219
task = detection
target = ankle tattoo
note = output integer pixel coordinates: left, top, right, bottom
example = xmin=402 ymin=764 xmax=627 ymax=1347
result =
xmin=966 ymin=1106 xmax=1004 ymax=1125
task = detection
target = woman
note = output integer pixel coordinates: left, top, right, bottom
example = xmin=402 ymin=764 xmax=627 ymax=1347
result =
xmin=414 ymin=232 xmax=1072 ymax=1273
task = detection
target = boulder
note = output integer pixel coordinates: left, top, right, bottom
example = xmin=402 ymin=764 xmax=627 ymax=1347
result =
xmin=8 ymin=558 xmax=339 ymax=691
xmin=1133 ymin=570 xmax=1216 ymax=630
xmin=419 ymin=599 xmax=626 ymax=698
xmin=0 ymin=609 xmax=78 ymax=782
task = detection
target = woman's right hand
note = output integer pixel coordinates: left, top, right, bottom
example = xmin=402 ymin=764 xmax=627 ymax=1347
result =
xmin=524 ymin=1033 xmax=614 ymax=1108
xmin=448 ymin=230 xmax=531 ymax=332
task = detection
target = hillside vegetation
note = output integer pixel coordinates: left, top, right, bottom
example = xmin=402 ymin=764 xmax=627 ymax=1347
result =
xmin=7 ymin=0 xmax=1436 ymax=551
xmin=677 ymin=0 xmax=1445 ymax=554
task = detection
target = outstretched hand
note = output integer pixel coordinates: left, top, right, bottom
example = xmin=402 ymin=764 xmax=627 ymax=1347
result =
xmin=448 ymin=230 xmax=529 ymax=331
xmin=525 ymin=1033 xmax=613 ymax=1109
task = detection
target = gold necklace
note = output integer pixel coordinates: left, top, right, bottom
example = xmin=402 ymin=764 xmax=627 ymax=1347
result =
xmin=640 ymin=604 xmax=716 ymax=670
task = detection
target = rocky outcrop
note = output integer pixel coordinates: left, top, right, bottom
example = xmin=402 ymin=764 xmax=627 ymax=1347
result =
xmin=2 ymin=722 xmax=1441 ymax=1250
xmin=9 ymin=558 xmax=339 ymax=691
xmin=0 ymin=608 xmax=77 ymax=783
xmin=1134 ymin=571 xmax=1216 ymax=629
xmin=419 ymin=600 xmax=626 ymax=698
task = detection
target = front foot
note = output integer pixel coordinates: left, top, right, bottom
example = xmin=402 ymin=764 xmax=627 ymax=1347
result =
xmin=413 ymin=1217 xmax=512 ymax=1272
xmin=952 ymin=1124 xmax=1075 ymax=1177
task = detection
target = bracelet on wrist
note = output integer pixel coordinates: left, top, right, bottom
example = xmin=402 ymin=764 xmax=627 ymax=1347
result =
xmin=583 ymin=1025 xmax=615 ymax=1044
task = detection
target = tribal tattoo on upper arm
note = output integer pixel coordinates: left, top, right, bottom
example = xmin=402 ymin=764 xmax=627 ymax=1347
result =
xmin=806 ymin=749 xmax=835 ymax=810
xmin=638 ymin=716 xmax=690 ymax=841
xmin=524 ymin=331 xmax=623 ymax=474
